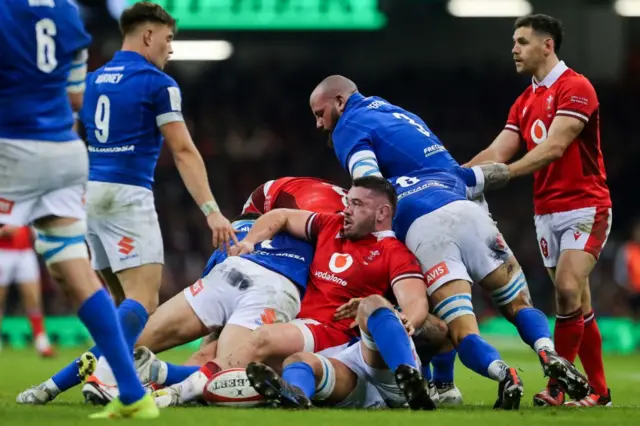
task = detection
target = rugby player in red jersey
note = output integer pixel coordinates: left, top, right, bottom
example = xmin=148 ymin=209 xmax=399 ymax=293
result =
xmin=0 ymin=226 xmax=54 ymax=357
xmin=241 ymin=176 xmax=347 ymax=215
xmin=467 ymin=14 xmax=611 ymax=407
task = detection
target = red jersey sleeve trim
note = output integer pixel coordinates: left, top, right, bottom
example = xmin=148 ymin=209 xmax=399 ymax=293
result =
xmin=504 ymin=124 xmax=520 ymax=133
xmin=305 ymin=213 xmax=318 ymax=241
xmin=556 ymin=109 xmax=589 ymax=123
xmin=390 ymin=273 xmax=424 ymax=287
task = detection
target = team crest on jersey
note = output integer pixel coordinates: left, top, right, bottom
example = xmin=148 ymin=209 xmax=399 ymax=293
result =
xmin=530 ymin=119 xmax=548 ymax=144
xmin=329 ymin=253 xmax=353 ymax=273
xmin=546 ymin=95 xmax=554 ymax=111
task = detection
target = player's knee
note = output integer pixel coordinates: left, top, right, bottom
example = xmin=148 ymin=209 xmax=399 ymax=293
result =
xmin=251 ymin=326 xmax=278 ymax=361
xmin=284 ymin=351 xmax=319 ymax=369
xmin=357 ymin=294 xmax=392 ymax=332
xmin=433 ymin=293 xmax=477 ymax=347
xmin=554 ymin=274 xmax=582 ymax=310
xmin=34 ymin=220 xmax=88 ymax=265
xmin=490 ymin=269 xmax=534 ymax=320
xmin=414 ymin=314 xmax=450 ymax=359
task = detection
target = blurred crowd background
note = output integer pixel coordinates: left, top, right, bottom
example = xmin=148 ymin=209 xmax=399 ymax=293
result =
xmin=3 ymin=0 xmax=640 ymax=320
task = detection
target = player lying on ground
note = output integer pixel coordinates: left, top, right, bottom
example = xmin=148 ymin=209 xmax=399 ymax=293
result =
xmin=150 ymin=177 xmax=440 ymax=409
xmin=247 ymin=294 xmax=434 ymax=410
xmin=309 ymin=75 xmax=590 ymax=408
xmin=466 ymin=14 xmax=612 ymax=408
xmin=2 ymin=0 xmax=157 ymax=418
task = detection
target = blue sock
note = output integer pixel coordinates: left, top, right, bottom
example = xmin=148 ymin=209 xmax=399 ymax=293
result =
xmin=51 ymin=299 xmax=148 ymax=392
xmin=366 ymin=307 xmax=416 ymax=371
xmin=78 ymin=289 xmax=145 ymax=405
xmin=164 ymin=363 xmax=200 ymax=386
xmin=432 ymin=349 xmax=456 ymax=384
xmin=457 ymin=334 xmax=506 ymax=381
xmin=282 ymin=362 xmax=316 ymax=398
xmin=513 ymin=307 xmax=552 ymax=351
xmin=422 ymin=363 xmax=433 ymax=382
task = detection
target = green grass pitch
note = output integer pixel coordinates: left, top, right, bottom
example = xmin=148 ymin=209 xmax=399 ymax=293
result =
xmin=1 ymin=345 xmax=639 ymax=425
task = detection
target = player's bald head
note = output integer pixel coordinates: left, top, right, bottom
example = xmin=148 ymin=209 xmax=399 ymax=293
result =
xmin=310 ymin=75 xmax=358 ymax=135
xmin=310 ymin=75 xmax=358 ymax=104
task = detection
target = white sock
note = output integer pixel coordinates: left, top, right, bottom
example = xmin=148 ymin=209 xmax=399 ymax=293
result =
xmin=534 ymin=337 xmax=555 ymax=353
xmin=94 ymin=356 xmax=116 ymax=387
xmin=177 ymin=371 xmax=208 ymax=403
xmin=487 ymin=360 xmax=509 ymax=382
xmin=44 ymin=378 xmax=61 ymax=396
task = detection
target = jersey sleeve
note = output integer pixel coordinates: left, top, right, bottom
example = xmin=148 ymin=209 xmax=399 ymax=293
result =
xmin=556 ymin=77 xmax=599 ymax=124
xmin=151 ymin=75 xmax=185 ymax=128
xmin=62 ymin=0 xmax=92 ymax=54
xmin=388 ymin=242 xmax=424 ymax=287
xmin=505 ymin=97 xmax=521 ymax=134
xmin=332 ymin=121 xmax=380 ymax=178
xmin=305 ymin=213 xmax=341 ymax=242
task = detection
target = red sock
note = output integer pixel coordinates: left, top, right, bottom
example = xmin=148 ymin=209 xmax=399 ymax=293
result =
xmin=199 ymin=361 xmax=222 ymax=379
xmin=549 ymin=308 xmax=584 ymax=387
xmin=579 ymin=311 xmax=608 ymax=395
xmin=27 ymin=311 xmax=45 ymax=337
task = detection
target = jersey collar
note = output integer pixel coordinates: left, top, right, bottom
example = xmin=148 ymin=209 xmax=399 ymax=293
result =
xmin=113 ymin=50 xmax=149 ymax=63
xmin=372 ymin=230 xmax=395 ymax=240
xmin=344 ymin=92 xmax=366 ymax=112
xmin=532 ymin=60 xmax=568 ymax=92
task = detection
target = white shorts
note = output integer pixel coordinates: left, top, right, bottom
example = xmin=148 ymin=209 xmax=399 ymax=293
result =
xmin=184 ymin=257 xmax=301 ymax=331
xmin=85 ymin=181 xmax=163 ymax=272
xmin=0 ymin=139 xmax=87 ymax=225
xmin=330 ymin=341 xmax=421 ymax=409
xmin=534 ymin=207 xmax=612 ymax=268
xmin=0 ymin=249 xmax=39 ymax=286
xmin=405 ymin=200 xmax=512 ymax=295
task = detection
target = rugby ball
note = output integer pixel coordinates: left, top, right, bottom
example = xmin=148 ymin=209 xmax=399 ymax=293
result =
xmin=202 ymin=368 xmax=265 ymax=407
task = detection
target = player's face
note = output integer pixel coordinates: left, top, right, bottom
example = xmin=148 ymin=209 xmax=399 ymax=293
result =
xmin=342 ymin=187 xmax=378 ymax=239
xmin=512 ymin=26 xmax=550 ymax=75
xmin=310 ymin=93 xmax=346 ymax=146
xmin=148 ymin=24 xmax=174 ymax=70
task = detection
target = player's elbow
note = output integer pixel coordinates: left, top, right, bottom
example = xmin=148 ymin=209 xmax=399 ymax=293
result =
xmin=547 ymin=142 xmax=567 ymax=161
xmin=67 ymin=92 xmax=84 ymax=112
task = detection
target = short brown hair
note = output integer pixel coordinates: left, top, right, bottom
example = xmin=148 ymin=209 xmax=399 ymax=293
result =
xmin=119 ymin=1 xmax=176 ymax=36
xmin=514 ymin=14 xmax=564 ymax=53
xmin=352 ymin=176 xmax=397 ymax=216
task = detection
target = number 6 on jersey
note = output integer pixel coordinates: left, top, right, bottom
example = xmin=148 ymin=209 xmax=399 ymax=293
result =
xmin=94 ymin=95 xmax=111 ymax=143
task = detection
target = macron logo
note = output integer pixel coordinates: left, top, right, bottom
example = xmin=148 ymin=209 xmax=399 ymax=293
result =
xmin=424 ymin=262 xmax=449 ymax=287
xmin=314 ymin=271 xmax=347 ymax=287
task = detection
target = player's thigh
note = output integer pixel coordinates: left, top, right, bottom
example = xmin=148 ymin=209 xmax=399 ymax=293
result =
xmin=555 ymin=249 xmax=597 ymax=294
xmin=290 ymin=319 xmax=352 ymax=356
xmin=430 ymin=279 xmax=478 ymax=346
xmin=312 ymin=354 xmax=364 ymax=406
xmin=218 ymin=322 xmax=307 ymax=370
xmin=85 ymin=182 xmax=164 ymax=275
xmin=184 ymin=339 xmax=219 ymax=366
xmin=14 ymin=251 xmax=42 ymax=310
xmin=215 ymin=324 xmax=255 ymax=360
xmin=333 ymin=343 xmax=403 ymax=408
xmin=136 ymin=289 xmax=208 ymax=353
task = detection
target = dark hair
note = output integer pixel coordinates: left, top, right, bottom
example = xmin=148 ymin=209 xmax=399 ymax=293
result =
xmin=232 ymin=212 xmax=261 ymax=222
xmin=119 ymin=1 xmax=177 ymax=36
xmin=352 ymin=176 xmax=397 ymax=216
xmin=514 ymin=14 xmax=564 ymax=53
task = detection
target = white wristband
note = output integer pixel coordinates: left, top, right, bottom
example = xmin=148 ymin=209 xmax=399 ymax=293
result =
xmin=199 ymin=200 xmax=220 ymax=216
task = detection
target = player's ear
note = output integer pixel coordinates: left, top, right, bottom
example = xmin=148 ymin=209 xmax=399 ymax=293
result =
xmin=336 ymin=95 xmax=346 ymax=114
xmin=377 ymin=204 xmax=391 ymax=222
xmin=143 ymin=29 xmax=153 ymax=47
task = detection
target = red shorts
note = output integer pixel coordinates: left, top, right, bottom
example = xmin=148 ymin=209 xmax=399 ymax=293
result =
xmin=291 ymin=318 xmax=353 ymax=357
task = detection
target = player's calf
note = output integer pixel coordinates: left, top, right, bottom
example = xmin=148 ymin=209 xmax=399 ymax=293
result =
xmin=432 ymin=279 xmax=521 ymax=409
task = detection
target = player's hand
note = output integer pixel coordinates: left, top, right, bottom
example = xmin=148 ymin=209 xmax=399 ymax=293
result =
xmin=334 ymin=298 xmax=363 ymax=321
xmin=206 ymin=212 xmax=239 ymax=251
xmin=228 ymin=241 xmax=255 ymax=257
xmin=399 ymin=313 xmax=415 ymax=336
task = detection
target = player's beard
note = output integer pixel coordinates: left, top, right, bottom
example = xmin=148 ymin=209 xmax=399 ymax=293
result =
xmin=325 ymin=106 xmax=341 ymax=148
xmin=344 ymin=215 xmax=376 ymax=240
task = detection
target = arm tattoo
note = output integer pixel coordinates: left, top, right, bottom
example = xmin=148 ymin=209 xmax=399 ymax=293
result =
xmin=479 ymin=163 xmax=510 ymax=191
